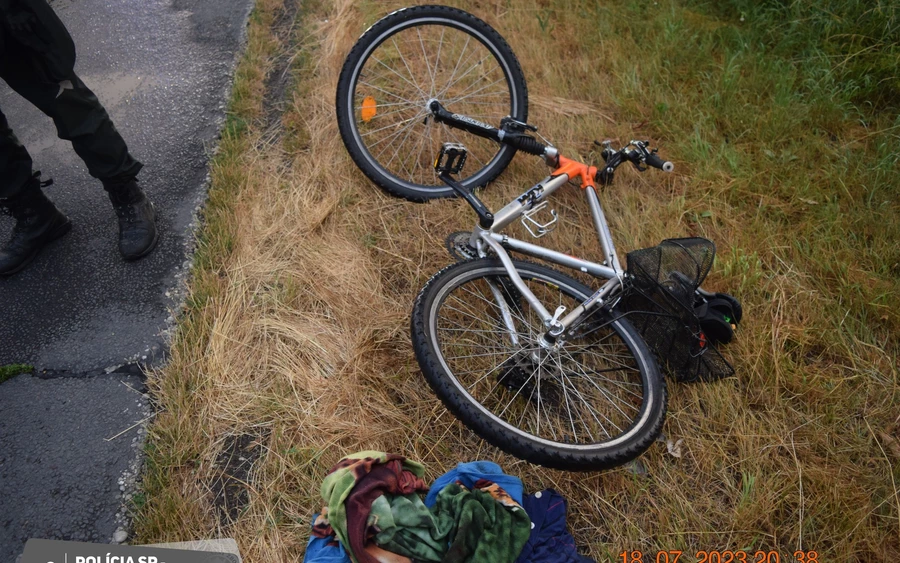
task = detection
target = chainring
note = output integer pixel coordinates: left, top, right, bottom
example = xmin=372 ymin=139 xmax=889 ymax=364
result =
xmin=445 ymin=231 xmax=480 ymax=261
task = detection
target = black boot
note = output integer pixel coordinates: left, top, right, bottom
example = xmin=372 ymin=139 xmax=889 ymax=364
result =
xmin=105 ymin=178 xmax=158 ymax=261
xmin=0 ymin=184 xmax=72 ymax=276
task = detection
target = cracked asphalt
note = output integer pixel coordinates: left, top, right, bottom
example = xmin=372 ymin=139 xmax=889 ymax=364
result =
xmin=0 ymin=0 xmax=253 ymax=559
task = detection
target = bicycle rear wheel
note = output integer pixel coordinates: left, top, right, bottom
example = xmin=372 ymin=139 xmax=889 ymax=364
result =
xmin=336 ymin=5 xmax=528 ymax=201
xmin=411 ymin=259 xmax=667 ymax=471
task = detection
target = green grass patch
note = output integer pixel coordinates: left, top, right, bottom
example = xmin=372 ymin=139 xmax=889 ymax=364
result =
xmin=689 ymin=0 xmax=900 ymax=111
xmin=0 ymin=363 xmax=32 ymax=384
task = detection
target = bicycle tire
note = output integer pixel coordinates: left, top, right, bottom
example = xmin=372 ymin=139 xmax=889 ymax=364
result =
xmin=411 ymin=258 xmax=667 ymax=471
xmin=336 ymin=5 xmax=528 ymax=201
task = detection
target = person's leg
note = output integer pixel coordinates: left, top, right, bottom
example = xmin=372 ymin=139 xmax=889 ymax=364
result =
xmin=0 ymin=109 xmax=36 ymax=200
xmin=0 ymin=108 xmax=72 ymax=275
xmin=2 ymin=59 xmax=157 ymax=260
xmin=0 ymin=106 xmax=72 ymax=276
xmin=2 ymin=70 xmax=143 ymax=184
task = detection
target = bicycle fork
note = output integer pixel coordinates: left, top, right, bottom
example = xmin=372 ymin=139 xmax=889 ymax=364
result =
xmin=485 ymin=278 xmax=521 ymax=347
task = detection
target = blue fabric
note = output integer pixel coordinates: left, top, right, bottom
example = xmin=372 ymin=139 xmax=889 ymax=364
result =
xmin=424 ymin=461 xmax=524 ymax=507
xmin=514 ymin=489 xmax=594 ymax=563
xmin=303 ymin=515 xmax=351 ymax=563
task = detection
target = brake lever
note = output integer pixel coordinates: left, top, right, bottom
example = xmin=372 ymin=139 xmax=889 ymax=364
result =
xmin=625 ymin=140 xmax=654 ymax=172
xmin=621 ymin=147 xmax=648 ymax=172
xmin=593 ymin=140 xmax=616 ymax=164
xmin=502 ymin=116 xmax=538 ymax=133
xmin=593 ymin=139 xmax=671 ymax=181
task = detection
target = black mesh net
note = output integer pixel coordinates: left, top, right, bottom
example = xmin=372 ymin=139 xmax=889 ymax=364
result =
xmin=621 ymin=238 xmax=734 ymax=383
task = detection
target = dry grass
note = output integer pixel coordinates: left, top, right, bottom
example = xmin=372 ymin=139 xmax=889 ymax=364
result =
xmin=136 ymin=0 xmax=900 ymax=561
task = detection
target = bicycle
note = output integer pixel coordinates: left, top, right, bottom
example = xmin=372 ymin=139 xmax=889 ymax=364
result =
xmin=337 ymin=6 xmax=741 ymax=470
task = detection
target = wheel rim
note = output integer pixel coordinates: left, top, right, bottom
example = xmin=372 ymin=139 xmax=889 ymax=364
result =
xmin=429 ymin=266 xmax=655 ymax=450
xmin=348 ymin=17 xmax=520 ymax=192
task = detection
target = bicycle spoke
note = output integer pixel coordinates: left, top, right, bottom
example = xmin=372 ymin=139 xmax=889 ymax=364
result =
xmin=454 ymin=284 xmax=535 ymax=332
xmin=498 ymin=359 xmax=540 ymax=418
xmin=415 ymin=26 xmax=436 ymax=96
xmin=559 ymin=372 xmax=599 ymax=443
xmin=462 ymin=353 xmax=520 ymax=391
xmin=385 ymin=113 xmax=423 ymax=177
xmin=516 ymin=352 xmax=544 ymax=431
xmin=355 ymin=104 xmax=420 ymax=124
xmin=431 ymin=26 xmax=446 ymax=94
xmin=558 ymin=369 xmax=614 ymax=439
xmin=446 ymin=76 xmax=508 ymax=106
xmin=436 ymin=53 xmax=494 ymax=100
xmin=571 ymin=346 xmax=642 ymax=373
xmin=458 ymin=285 xmax=533 ymax=332
xmin=354 ymin=99 xmax=421 ymax=110
xmin=444 ymin=295 xmax=519 ymax=331
xmin=563 ymin=348 xmax=641 ymax=407
xmin=370 ymin=53 xmax=427 ymax=100
xmin=391 ymin=36 xmax=428 ymax=100
xmin=562 ymin=350 xmax=639 ymax=421
xmin=553 ymin=351 xmax=579 ymax=441
xmin=357 ymin=79 xmax=420 ymax=105
xmin=360 ymin=113 xmax=422 ymax=140
xmin=434 ymin=35 xmax=476 ymax=99
xmin=446 ymin=89 xmax=511 ymax=103
xmin=370 ymin=116 xmax=425 ymax=161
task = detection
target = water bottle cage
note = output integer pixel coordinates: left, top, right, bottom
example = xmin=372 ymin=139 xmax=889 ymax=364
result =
xmin=520 ymin=201 xmax=558 ymax=238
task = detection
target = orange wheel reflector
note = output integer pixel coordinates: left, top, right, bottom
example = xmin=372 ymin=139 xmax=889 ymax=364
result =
xmin=361 ymin=96 xmax=377 ymax=122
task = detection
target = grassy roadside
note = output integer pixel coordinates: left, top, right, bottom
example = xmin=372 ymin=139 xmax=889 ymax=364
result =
xmin=136 ymin=0 xmax=899 ymax=561
xmin=134 ymin=0 xmax=285 ymax=542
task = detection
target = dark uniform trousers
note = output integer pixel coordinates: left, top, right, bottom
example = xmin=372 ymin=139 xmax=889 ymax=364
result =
xmin=0 ymin=9 xmax=142 ymax=200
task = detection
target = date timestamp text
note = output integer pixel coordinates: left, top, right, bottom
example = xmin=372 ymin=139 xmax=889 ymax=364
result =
xmin=619 ymin=550 xmax=820 ymax=563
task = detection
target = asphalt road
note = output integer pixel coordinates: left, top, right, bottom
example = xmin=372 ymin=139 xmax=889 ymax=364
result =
xmin=0 ymin=374 xmax=149 ymax=558
xmin=0 ymin=0 xmax=253 ymax=559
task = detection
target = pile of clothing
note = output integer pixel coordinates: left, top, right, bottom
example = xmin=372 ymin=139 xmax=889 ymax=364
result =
xmin=304 ymin=451 xmax=594 ymax=563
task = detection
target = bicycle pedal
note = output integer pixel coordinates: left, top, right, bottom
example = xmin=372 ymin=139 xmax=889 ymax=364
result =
xmin=434 ymin=143 xmax=468 ymax=175
xmin=520 ymin=201 xmax=558 ymax=238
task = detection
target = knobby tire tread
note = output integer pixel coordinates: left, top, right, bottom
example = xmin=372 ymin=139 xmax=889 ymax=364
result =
xmin=411 ymin=258 xmax=667 ymax=471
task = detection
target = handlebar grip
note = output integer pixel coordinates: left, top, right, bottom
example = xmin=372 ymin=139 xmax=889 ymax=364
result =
xmin=645 ymin=152 xmax=674 ymax=172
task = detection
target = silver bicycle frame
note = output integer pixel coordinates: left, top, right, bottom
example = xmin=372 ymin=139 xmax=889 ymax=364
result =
xmin=471 ymin=173 xmax=625 ymax=336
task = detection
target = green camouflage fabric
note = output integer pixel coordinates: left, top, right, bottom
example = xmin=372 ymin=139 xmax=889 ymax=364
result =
xmin=374 ymin=481 xmax=531 ymax=563
xmin=312 ymin=452 xmax=530 ymax=563
xmin=314 ymin=451 xmax=428 ymax=563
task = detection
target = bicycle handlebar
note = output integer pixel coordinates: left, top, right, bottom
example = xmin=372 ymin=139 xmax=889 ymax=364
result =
xmin=644 ymin=151 xmax=674 ymax=173
xmin=430 ymin=101 xmax=674 ymax=182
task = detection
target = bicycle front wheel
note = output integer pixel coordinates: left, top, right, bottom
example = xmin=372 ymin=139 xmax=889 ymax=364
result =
xmin=411 ymin=259 xmax=666 ymax=471
xmin=336 ymin=5 xmax=528 ymax=201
